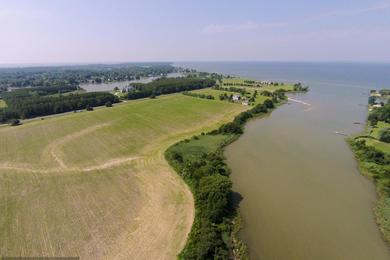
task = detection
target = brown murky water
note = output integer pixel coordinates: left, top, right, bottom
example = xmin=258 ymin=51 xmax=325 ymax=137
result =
xmin=175 ymin=61 xmax=390 ymax=259
xmin=226 ymin=96 xmax=390 ymax=259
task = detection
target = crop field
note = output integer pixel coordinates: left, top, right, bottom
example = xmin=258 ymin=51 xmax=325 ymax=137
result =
xmin=0 ymin=94 xmax=246 ymax=259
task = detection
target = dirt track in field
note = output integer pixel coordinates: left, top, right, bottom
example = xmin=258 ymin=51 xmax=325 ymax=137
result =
xmin=0 ymin=122 xmax=194 ymax=259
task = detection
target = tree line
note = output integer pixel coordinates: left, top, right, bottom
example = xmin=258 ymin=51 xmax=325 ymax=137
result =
xmin=293 ymin=83 xmax=309 ymax=92
xmin=1 ymin=85 xmax=78 ymax=99
xmin=0 ymin=89 xmax=119 ymax=123
xmin=213 ymin=85 xmax=248 ymax=95
xmin=0 ymin=63 xmax=175 ymax=88
xmin=182 ymin=91 xmax=215 ymax=100
xmin=126 ymin=77 xmax=215 ymax=100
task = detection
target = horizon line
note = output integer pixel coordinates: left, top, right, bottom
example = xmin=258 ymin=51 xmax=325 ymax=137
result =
xmin=1 ymin=60 xmax=390 ymax=69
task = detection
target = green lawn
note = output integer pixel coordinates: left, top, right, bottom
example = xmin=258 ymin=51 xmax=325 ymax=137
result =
xmin=169 ymin=134 xmax=232 ymax=161
xmin=189 ymin=87 xmax=276 ymax=105
xmin=0 ymin=99 xmax=7 ymax=108
xmin=221 ymin=77 xmax=295 ymax=92
xmin=250 ymin=84 xmax=295 ymax=92
xmin=0 ymin=94 xmax=246 ymax=258
xmin=365 ymin=138 xmax=390 ymax=153
xmin=370 ymin=121 xmax=390 ymax=139
xmin=365 ymin=121 xmax=390 ymax=153
xmin=190 ymin=88 xmax=238 ymax=101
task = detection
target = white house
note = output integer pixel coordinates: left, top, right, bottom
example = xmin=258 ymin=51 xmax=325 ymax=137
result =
xmin=232 ymin=94 xmax=241 ymax=101
xmin=122 ymin=85 xmax=135 ymax=93
xmin=260 ymin=81 xmax=273 ymax=85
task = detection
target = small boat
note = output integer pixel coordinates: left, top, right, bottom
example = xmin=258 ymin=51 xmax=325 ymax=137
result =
xmin=334 ymin=131 xmax=348 ymax=136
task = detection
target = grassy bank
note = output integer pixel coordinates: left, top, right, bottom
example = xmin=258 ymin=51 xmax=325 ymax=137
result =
xmin=348 ymin=100 xmax=390 ymax=242
xmin=165 ymin=96 xmax=283 ymax=259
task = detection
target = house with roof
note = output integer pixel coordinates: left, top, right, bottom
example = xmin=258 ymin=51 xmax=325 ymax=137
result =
xmin=232 ymin=94 xmax=241 ymax=101
xmin=122 ymin=85 xmax=135 ymax=93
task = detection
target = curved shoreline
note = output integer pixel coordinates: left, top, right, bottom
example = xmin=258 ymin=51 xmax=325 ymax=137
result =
xmin=165 ymin=97 xmax=286 ymax=258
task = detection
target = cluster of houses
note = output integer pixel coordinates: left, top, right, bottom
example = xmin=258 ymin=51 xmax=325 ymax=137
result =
xmin=258 ymin=81 xmax=274 ymax=85
xmin=232 ymin=94 xmax=249 ymax=106
xmin=369 ymin=90 xmax=388 ymax=109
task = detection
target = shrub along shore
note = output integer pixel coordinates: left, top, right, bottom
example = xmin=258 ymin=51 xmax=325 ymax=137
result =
xmin=348 ymin=100 xmax=390 ymax=243
xmin=165 ymin=96 xmax=282 ymax=259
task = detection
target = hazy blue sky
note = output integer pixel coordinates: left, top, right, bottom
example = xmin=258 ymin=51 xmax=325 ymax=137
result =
xmin=1 ymin=0 xmax=389 ymax=64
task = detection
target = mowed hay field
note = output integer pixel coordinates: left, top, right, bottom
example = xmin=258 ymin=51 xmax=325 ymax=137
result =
xmin=0 ymin=94 xmax=246 ymax=259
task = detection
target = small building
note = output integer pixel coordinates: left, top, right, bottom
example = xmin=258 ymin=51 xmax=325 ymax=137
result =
xmin=373 ymin=104 xmax=383 ymax=108
xmin=242 ymin=99 xmax=249 ymax=106
xmin=232 ymin=94 xmax=241 ymax=101
xmin=370 ymin=91 xmax=382 ymax=97
xmin=260 ymin=81 xmax=273 ymax=85
xmin=121 ymin=85 xmax=135 ymax=93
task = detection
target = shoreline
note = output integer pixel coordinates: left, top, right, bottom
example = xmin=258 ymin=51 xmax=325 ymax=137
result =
xmin=165 ymin=94 xmax=290 ymax=258
xmin=347 ymin=93 xmax=390 ymax=245
xmin=348 ymin=131 xmax=390 ymax=244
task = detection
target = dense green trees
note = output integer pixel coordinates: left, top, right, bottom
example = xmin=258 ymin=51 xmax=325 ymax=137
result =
xmin=0 ymin=90 xmax=119 ymax=122
xmin=379 ymin=128 xmax=390 ymax=143
xmin=2 ymin=85 xmax=78 ymax=98
xmin=166 ymin=149 xmax=236 ymax=259
xmin=183 ymin=91 xmax=215 ymax=100
xmin=213 ymin=86 xmax=247 ymax=95
xmin=368 ymin=104 xmax=390 ymax=125
xmin=260 ymin=90 xmax=272 ymax=96
xmin=264 ymin=99 xmax=275 ymax=109
xmin=368 ymin=96 xmax=377 ymax=105
xmin=126 ymin=78 xmax=215 ymax=100
xmin=293 ymin=83 xmax=309 ymax=92
xmin=351 ymin=139 xmax=389 ymax=165
xmin=0 ymin=63 xmax=175 ymax=88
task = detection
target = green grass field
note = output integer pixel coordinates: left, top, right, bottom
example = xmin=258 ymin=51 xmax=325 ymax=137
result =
xmin=0 ymin=94 xmax=246 ymax=258
xmin=365 ymin=121 xmax=390 ymax=153
xmin=221 ymin=77 xmax=295 ymax=92
xmin=365 ymin=139 xmax=390 ymax=153
xmin=190 ymin=86 xmax=281 ymax=105
xmin=0 ymin=99 xmax=7 ymax=108
xmin=169 ymin=134 xmax=232 ymax=162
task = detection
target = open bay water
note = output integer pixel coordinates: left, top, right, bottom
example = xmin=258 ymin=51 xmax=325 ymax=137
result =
xmin=176 ymin=62 xmax=390 ymax=259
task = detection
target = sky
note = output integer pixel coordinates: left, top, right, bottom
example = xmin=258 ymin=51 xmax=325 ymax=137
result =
xmin=0 ymin=0 xmax=389 ymax=64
